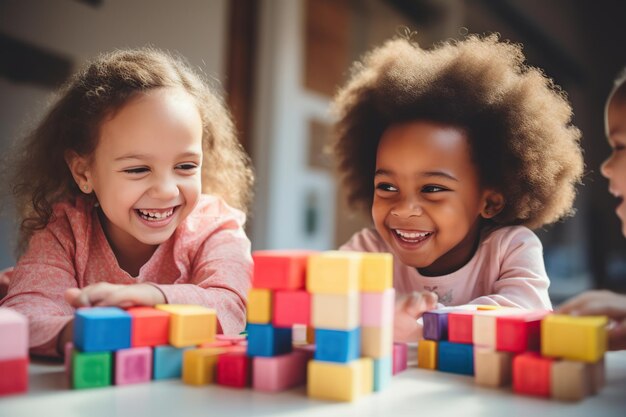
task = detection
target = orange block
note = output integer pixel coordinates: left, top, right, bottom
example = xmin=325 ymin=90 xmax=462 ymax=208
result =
xmin=127 ymin=307 xmax=170 ymax=347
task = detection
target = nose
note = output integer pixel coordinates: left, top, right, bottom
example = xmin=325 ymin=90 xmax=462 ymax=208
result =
xmin=391 ymin=196 xmax=423 ymax=218
xmin=601 ymin=155 xmax=613 ymax=179
xmin=148 ymin=173 xmax=180 ymax=200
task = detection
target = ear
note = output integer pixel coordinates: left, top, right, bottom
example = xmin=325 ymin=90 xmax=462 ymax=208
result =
xmin=480 ymin=189 xmax=505 ymax=219
xmin=65 ymin=150 xmax=93 ymax=194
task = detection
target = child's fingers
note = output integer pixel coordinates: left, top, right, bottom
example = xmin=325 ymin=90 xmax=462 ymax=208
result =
xmin=608 ymin=320 xmax=626 ymax=351
xmin=404 ymin=291 xmax=438 ymax=317
xmin=557 ymin=290 xmax=626 ymax=320
xmin=66 ymin=283 xmax=118 ymax=308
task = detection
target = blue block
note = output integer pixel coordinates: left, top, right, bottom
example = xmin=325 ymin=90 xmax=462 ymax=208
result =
xmin=314 ymin=328 xmax=360 ymax=363
xmin=438 ymin=341 xmax=474 ymax=375
xmin=246 ymin=324 xmax=292 ymax=357
xmin=74 ymin=307 xmax=131 ymax=352
xmin=423 ymin=310 xmax=449 ymax=341
xmin=373 ymin=356 xmax=392 ymax=391
xmin=153 ymin=345 xmax=192 ymax=379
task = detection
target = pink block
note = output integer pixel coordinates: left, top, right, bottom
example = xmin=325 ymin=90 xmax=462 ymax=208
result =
xmin=64 ymin=342 xmax=73 ymax=386
xmin=115 ymin=347 xmax=152 ymax=385
xmin=0 ymin=308 xmax=28 ymax=360
xmin=393 ymin=343 xmax=408 ymax=375
xmin=216 ymin=334 xmax=247 ymax=344
xmin=361 ymin=289 xmax=395 ymax=327
xmin=252 ymin=351 xmax=309 ymax=392
xmin=273 ymin=290 xmax=311 ymax=327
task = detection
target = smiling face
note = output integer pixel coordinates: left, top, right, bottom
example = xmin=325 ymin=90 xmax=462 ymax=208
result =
xmin=602 ymin=88 xmax=626 ymax=236
xmin=372 ymin=121 xmax=501 ymax=275
xmin=77 ymin=87 xmax=203 ymax=258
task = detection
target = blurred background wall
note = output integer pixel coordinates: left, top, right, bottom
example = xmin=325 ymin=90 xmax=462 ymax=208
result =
xmin=1 ymin=0 xmax=625 ymax=303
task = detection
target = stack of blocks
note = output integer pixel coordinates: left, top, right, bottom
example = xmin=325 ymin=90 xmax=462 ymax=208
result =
xmin=418 ymin=306 xmax=607 ymax=401
xmin=0 ymin=308 xmax=28 ymax=396
xmin=247 ymin=250 xmax=396 ymax=401
xmin=69 ymin=304 xmax=217 ymax=389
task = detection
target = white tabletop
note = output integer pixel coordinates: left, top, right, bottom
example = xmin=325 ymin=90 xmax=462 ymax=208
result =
xmin=1 ymin=349 xmax=625 ymax=417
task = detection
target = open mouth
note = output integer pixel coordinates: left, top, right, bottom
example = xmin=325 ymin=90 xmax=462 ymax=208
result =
xmin=135 ymin=206 xmax=178 ymax=222
xmin=392 ymin=229 xmax=433 ymax=244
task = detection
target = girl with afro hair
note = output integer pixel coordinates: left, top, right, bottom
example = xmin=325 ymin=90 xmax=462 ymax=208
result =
xmin=334 ymin=34 xmax=584 ymax=342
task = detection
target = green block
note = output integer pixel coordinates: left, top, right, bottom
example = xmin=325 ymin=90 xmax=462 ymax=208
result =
xmin=72 ymin=349 xmax=112 ymax=389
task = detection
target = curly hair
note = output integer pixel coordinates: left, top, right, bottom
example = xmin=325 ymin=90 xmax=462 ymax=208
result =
xmin=332 ymin=34 xmax=584 ymax=230
xmin=7 ymin=48 xmax=254 ymax=252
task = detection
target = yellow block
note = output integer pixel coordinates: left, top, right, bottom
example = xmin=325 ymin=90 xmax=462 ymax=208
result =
xmin=417 ymin=340 xmax=437 ymax=370
xmin=360 ymin=253 xmax=393 ymax=292
xmin=476 ymin=305 xmax=502 ymax=311
xmin=361 ymin=325 xmax=393 ymax=358
xmin=311 ymin=292 xmax=360 ymax=330
xmin=247 ymin=288 xmax=272 ymax=324
xmin=541 ymin=315 xmax=607 ymax=363
xmin=308 ymin=359 xmax=372 ymax=401
xmin=306 ymin=251 xmax=362 ymax=294
xmin=155 ymin=304 xmax=216 ymax=347
xmin=182 ymin=348 xmax=223 ymax=385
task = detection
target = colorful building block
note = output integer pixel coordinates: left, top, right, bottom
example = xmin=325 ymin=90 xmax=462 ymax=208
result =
xmin=306 ymin=251 xmax=362 ymax=294
xmin=182 ymin=348 xmax=223 ymax=385
xmin=392 ymin=343 xmax=408 ymax=374
xmin=152 ymin=345 xmax=191 ymax=380
xmin=307 ymin=358 xmax=371 ymax=402
xmin=0 ymin=357 xmax=28 ymax=396
xmin=314 ymin=328 xmax=361 ymax=363
xmin=448 ymin=311 xmax=475 ymax=345
xmin=252 ymin=351 xmax=309 ymax=392
xmin=155 ymin=304 xmax=216 ymax=347
xmin=438 ymin=341 xmax=474 ymax=375
xmin=496 ymin=310 xmax=548 ymax=353
xmin=247 ymin=288 xmax=273 ymax=324
xmin=512 ymin=352 xmax=553 ymax=397
xmin=127 ymin=307 xmax=170 ymax=347
xmin=311 ymin=292 xmax=359 ymax=330
xmin=361 ymin=325 xmax=392 ymax=358
xmin=472 ymin=309 xmax=520 ymax=348
xmin=246 ymin=323 xmax=292 ymax=357
xmin=252 ymin=250 xmax=314 ymax=290
xmin=423 ymin=309 xmax=450 ymax=341
xmin=417 ymin=340 xmax=437 ymax=370
xmin=217 ymin=352 xmax=251 ymax=388
xmin=373 ymin=356 xmax=392 ymax=391
xmin=360 ymin=289 xmax=394 ymax=327
xmin=474 ymin=347 xmax=513 ymax=387
xmin=72 ymin=350 xmax=112 ymax=389
xmin=115 ymin=346 xmax=152 ymax=385
xmin=0 ymin=308 xmax=28 ymax=360
xmin=74 ymin=307 xmax=131 ymax=352
xmin=541 ymin=315 xmax=607 ymax=363
xmin=359 ymin=253 xmax=393 ymax=292
xmin=551 ymin=360 xmax=595 ymax=401
xmin=273 ymin=290 xmax=310 ymax=327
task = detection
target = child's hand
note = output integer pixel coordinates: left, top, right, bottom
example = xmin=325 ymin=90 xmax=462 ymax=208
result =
xmin=394 ymin=291 xmax=438 ymax=343
xmin=557 ymin=290 xmax=626 ymax=351
xmin=65 ymin=283 xmax=166 ymax=309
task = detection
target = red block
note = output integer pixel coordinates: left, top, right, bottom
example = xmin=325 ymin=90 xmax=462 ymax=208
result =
xmin=273 ymin=290 xmax=311 ymax=327
xmin=448 ymin=311 xmax=475 ymax=344
xmin=216 ymin=352 xmax=251 ymax=388
xmin=0 ymin=357 xmax=28 ymax=396
xmin=496 ymin=310 xmax=548 ymax=353
xmin=513 ymin=352 xmax=553 ymax=397
xmin=127 ymin=307 xmax=170 ymax=347
xmin=393 ymin=343 xmax=408 ymax=375
xmin=252 ymin=251 xmax=317 ymax=290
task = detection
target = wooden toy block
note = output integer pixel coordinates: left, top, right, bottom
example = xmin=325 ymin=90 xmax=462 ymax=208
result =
xmin=474 ymin=347 xmax=513 ymax=387
xmin=496 ymin=310 xmax=548 ymax=353
xmin=115 ymin=346 xmax=152 ymax=385
xmin=361 ymin=325 xmax=392 ymax=358
xmin=74 ymin=307 xmax=131 ymax=352
xmin=217 ymin=352 xmax=251 ymax=388
xmin=252 ymin=250 xmax=315 ymax=290
xmin=590 ymin=357 xmax=606 ymax=393
xmin=417 ymin=340 xmax=437 ymax=370
xmin=252 ymin=350 xmax=309 ymax=392
xmin=306 ymin=251 xmax=362 ymax=294
xmin=359 ymin=253 xmax=393 ymax=292
xmin=423 ymin=309 xmax=450 ymax=341
xmin=551 ymin=360 xmax=593 ymax=401
xmin=216 ymin=334 xmax=247 ymax=345
xmin=0 ymin=308 xmax=28 ymax=360
xmin=292 ymin=323 xmax=308 ymax=345
xmin=314 ymin=328 xmax=361 ymax=363
xmin=392 ymin=342 xmax=408 ymax=374
xmin=448 ymin=310 xmax=475 ymax=344
xmin=127 ymin=306 xmax=170 ymax=347
xmin=72 ymin=350 xmax=112 ymax=389
xmin=246 ymin=323 xmax=292 ymax=357
xmin=541 ymin=315 xmax=607 ymax=363
xmin=0 ymin=357 xmax=28 ymax=396
xmin=438 ymin=341 xmax=474 ymax=375
xmin=155 ymin=304 xmax=216 ymax=347
xmin=512 ymin=352 xmax=553 ymax=397
xmin=306 ymin=325 xmax=315 ymax=344
xmin=360 ymin=289 xmax=394 ymax=327
xmin=307 ymin=359 xmax=369 ymax=402
xmin=247 ymin=288 xmax=273 ymax=324
xmin=182 ymin=347 xmax=224 ymax=385
xmin=358 ymin=357 xmax=374 ymax=396
xmin=373 ymin=356 xmax=392 ymax=391
xmin=273 ymin=290 xmax=310 ymax=327
xmin=311 ymin=292 xmax=360 ymax=330
xmin=153 ymin=345 xmax=192 ymax=380
xmin=472 ymin=309 xmax=521 ymax=348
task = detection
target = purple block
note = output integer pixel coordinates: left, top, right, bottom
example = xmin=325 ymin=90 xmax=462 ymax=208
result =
xmin=115 ymin=347 xmax=152 ymax=385
xmin=392 ymin=343 xmax=408 ymax=375
xmin=423 ymin=310 xmax=450 ymax=341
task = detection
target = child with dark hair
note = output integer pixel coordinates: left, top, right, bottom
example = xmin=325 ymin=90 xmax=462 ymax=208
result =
xmin=333 ymin=34 xmax=584 ymax=341
xmin=0 ymin=48 xmax=254 ymax=356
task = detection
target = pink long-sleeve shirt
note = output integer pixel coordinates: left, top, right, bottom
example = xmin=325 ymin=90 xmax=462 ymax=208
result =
xmin=0 ymin=194 xmax=252 ymax=357
xmin=340 ymin=226 xmax=552 ymax=309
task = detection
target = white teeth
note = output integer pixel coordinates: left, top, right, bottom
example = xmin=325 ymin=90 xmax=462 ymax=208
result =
xmin=137 ymin=208 xmax=174 ymax=220
xmin=395 ymin=230 xmax=431 ymax=239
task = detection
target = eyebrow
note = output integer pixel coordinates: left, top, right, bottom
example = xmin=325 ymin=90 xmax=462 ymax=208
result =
xmin=374 ymin=168 xmax=458 ymax=182
xmin=114 ymin=151 xmax=201 ymax=162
